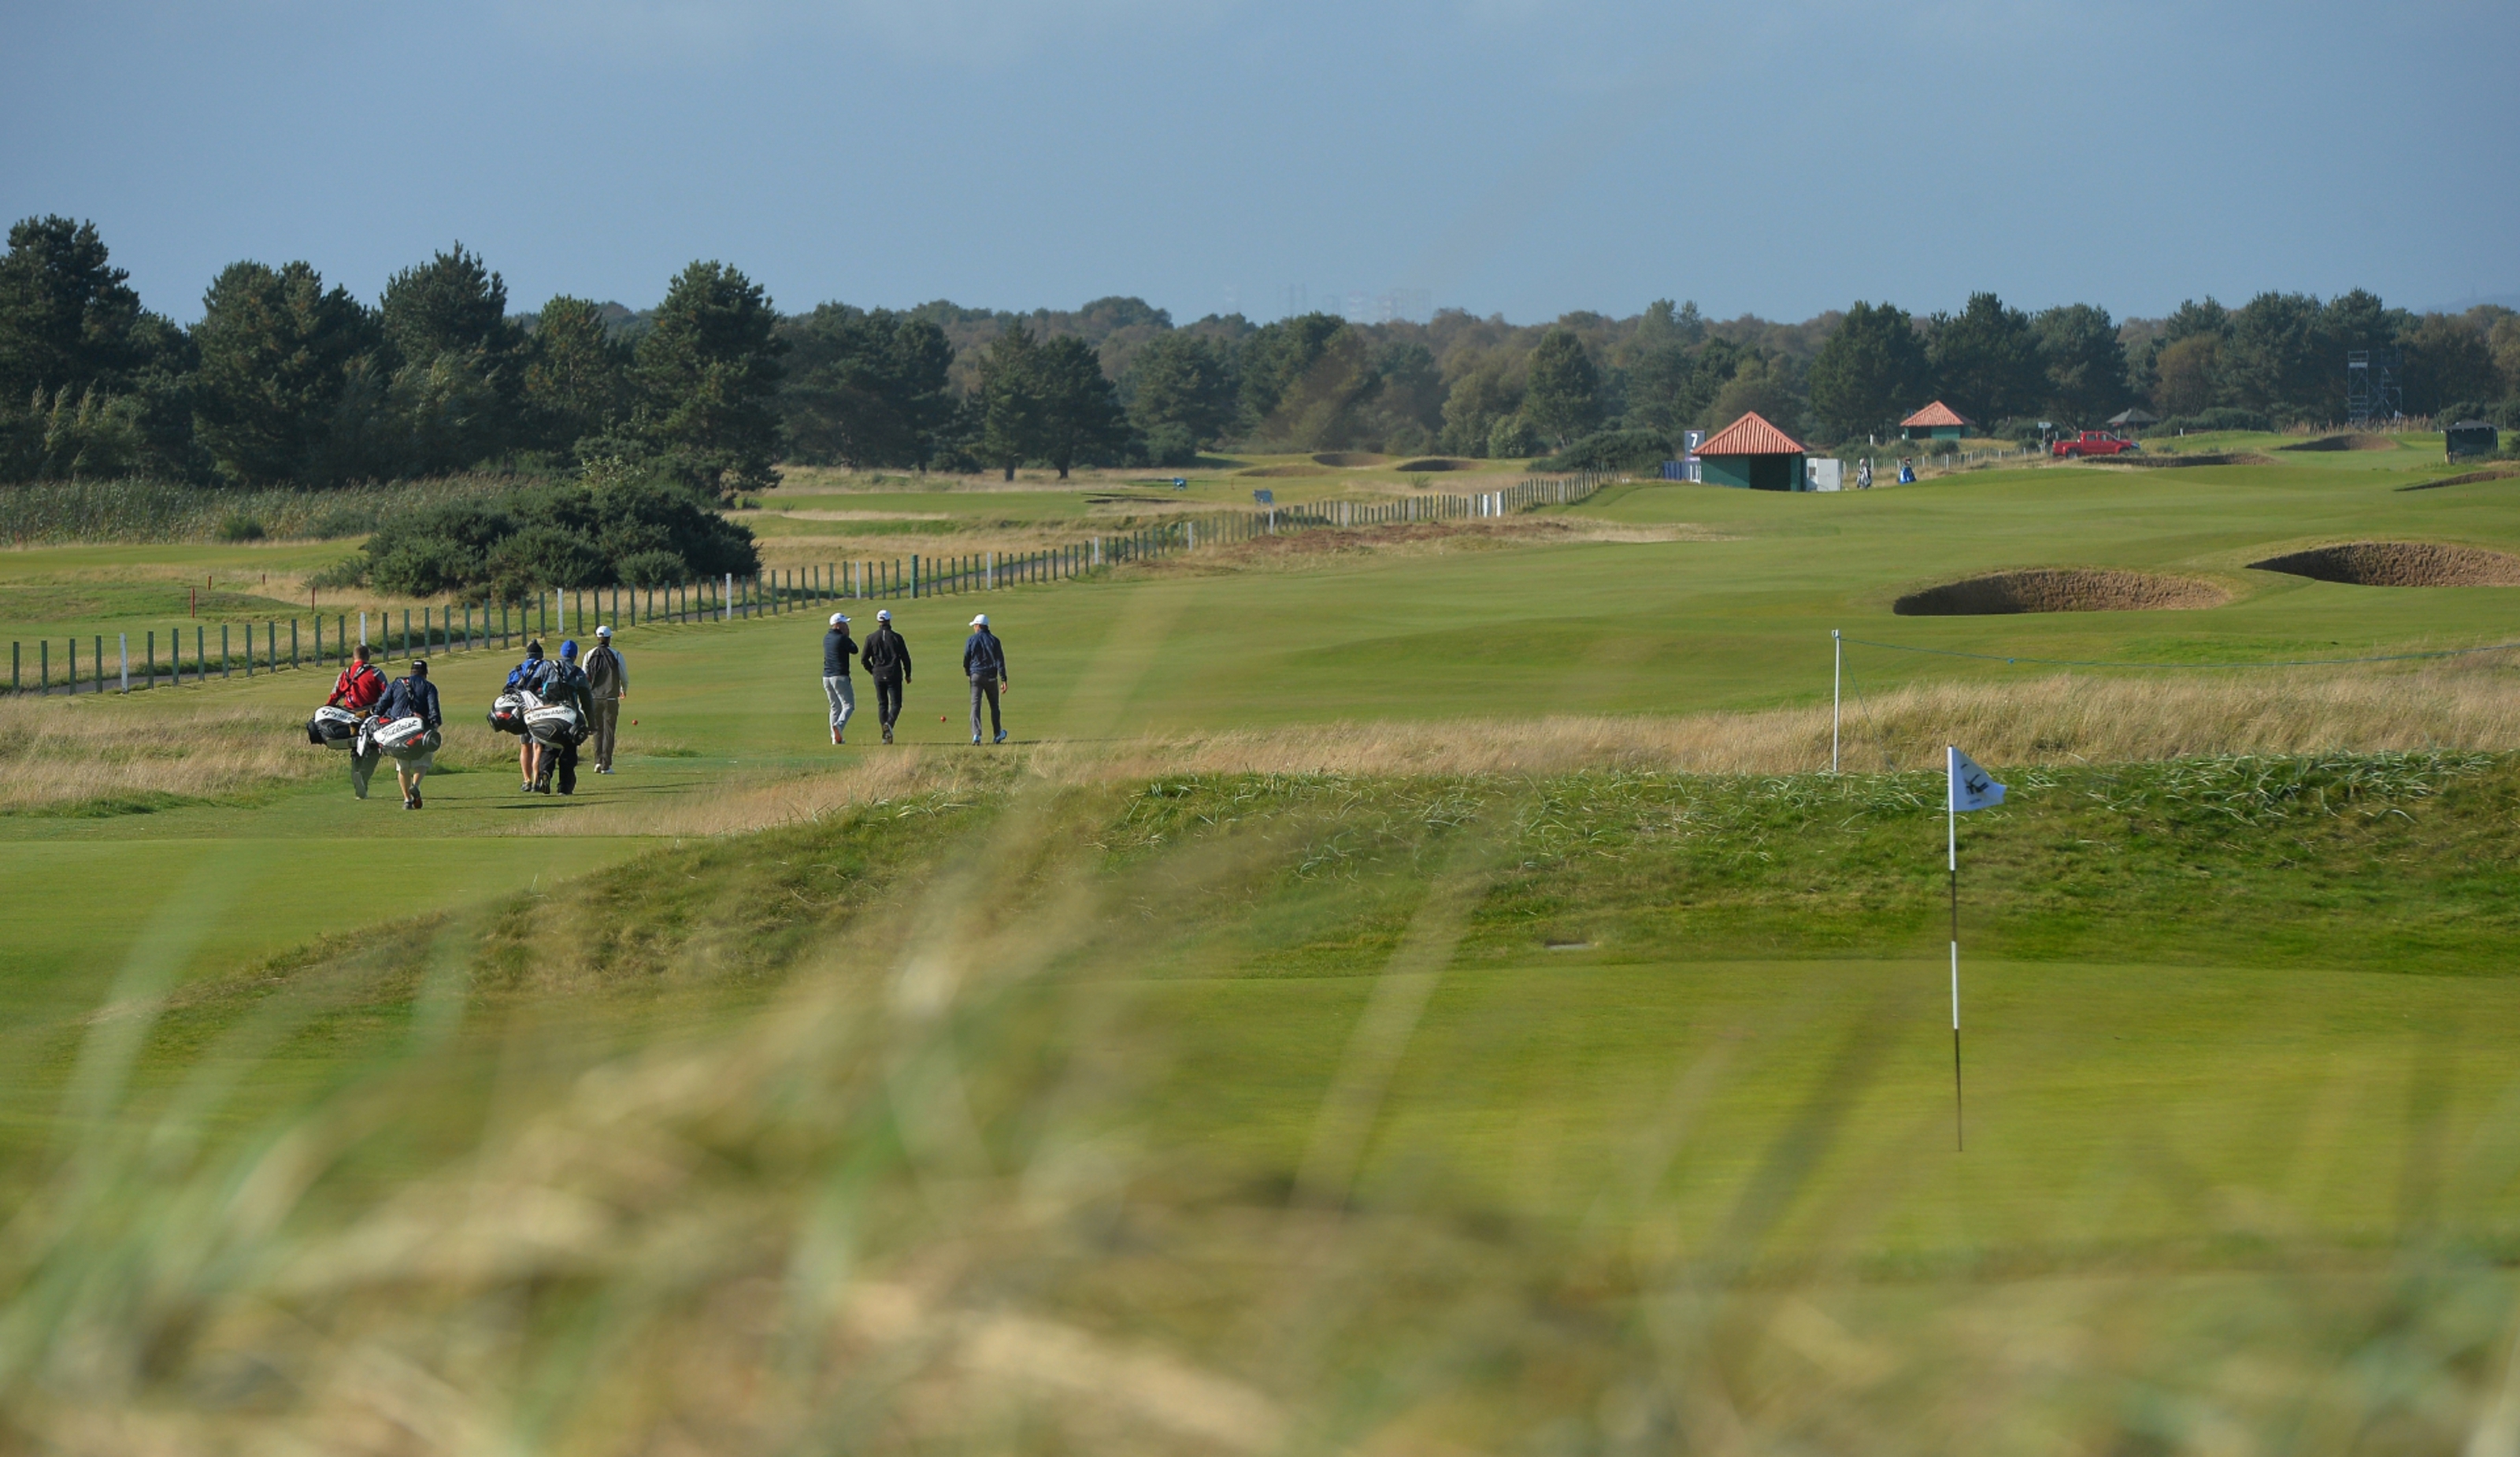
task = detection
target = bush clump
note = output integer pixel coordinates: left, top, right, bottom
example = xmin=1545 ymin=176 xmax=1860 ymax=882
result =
xmin=215 ymin=513 xmax=265 ymax=541
xmin=1532 ymin=428 xmax=1672 ymax=473
xmin=360 ymin=473 xmax=759 ymax=601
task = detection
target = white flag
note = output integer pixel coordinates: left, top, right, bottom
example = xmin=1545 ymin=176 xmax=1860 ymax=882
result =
xmin=1947 ymin=747 xmax=2005 ymax=812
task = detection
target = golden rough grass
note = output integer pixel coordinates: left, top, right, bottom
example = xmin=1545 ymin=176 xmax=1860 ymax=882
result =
xmin=0 ymin=695 xmax=496 ymax=813
xmin=520 ymin=666 xmax=2520 ymax=839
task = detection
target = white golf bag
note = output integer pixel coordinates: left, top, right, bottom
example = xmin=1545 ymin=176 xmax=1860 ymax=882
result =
xmin=306 ymin=704 xmax=362 ymax=751
xmin=524 ymin=700 xmax=586 ymax=748
xmin=370 ymin=715 xmax=439 ymax=762
xmin=487 ymin=691 xmax=530 ymax=736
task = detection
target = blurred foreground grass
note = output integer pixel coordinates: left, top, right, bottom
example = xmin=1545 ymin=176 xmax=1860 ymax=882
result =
xmin=6 ymin=755 xmax=2520 ymax=1453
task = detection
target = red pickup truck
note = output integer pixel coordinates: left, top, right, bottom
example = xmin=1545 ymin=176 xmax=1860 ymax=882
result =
xmin=2051 ymin=430 xmax=2140 ymax=458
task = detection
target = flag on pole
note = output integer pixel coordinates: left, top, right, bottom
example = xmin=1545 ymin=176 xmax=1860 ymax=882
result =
xmin=1944 ymin=745 xmax=2004 ymax=1152
xmin=1948 ymin=746 xmax=2005 ymax=811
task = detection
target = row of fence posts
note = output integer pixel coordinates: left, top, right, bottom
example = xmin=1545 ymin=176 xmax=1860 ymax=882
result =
xmin=7 ymin=473 xmax=1616 ymax=695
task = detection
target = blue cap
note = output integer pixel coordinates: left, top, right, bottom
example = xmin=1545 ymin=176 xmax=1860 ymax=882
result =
xmin=561 ymin=640 xmax=579 ymax=658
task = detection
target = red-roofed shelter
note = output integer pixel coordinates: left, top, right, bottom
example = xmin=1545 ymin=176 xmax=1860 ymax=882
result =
xmin=1899 ymin=401 xmax=1972 ymax=440
xmin=1696 ymin=411 xmax=1810 ymax=491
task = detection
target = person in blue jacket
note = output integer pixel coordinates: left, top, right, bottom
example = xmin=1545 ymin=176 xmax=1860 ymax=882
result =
xmin=963 ymin=614 xmax=1009 ymax=745
xmin=372 ymin=659 xmax=443 ymax=810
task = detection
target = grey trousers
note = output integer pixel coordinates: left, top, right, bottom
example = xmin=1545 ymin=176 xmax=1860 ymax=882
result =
xmin=825 ymin=675 xmax=855 ymax=734
xmin=591 ymin=698 xmax=621 ymax=769
xmin=969 ymin=676 xmax=1001 ymax=741
xmin=349 ymin=745 xmax=380 ymax=799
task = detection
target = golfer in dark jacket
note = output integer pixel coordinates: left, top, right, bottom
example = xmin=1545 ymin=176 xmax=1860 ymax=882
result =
xmin=372 ymin=660 xmax=444 ymax=810
xmin=862 ymin=609 xmax=912 ymax=745
xmin=536 ymin=641 xmax=598 ymax=795
xmin=822 ymin=614 xmax=858 ymax=745
xmin=964 ymin=614 xmax=1008 ymax=745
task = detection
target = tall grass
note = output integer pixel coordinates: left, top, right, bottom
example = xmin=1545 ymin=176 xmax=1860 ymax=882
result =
xmin=0 ymin=474 xmax=540 ymax=547
xmin=6 ymin=767 xmax=2520 ymax=1451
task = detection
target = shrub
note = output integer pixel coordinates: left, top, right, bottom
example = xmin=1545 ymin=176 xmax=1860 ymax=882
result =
xmin=1143 ymin=424 xmax=1199 ymax=469
xmin=616 ymin=549 xmax=689 ymax=587
xmin=487 ymin=526 xmax=610 ymax=601
xmin=1532 ymin=428 xmax=1671 ymax=473
xmin=1486 ymin=414 xmax=1543 ymax=458
xmin=216 ymin=513 xmax=265 ymax=541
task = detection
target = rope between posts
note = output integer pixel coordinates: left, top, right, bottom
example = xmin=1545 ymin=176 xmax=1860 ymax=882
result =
xmin=1839 ymin=636 xmax=2520 ymax=671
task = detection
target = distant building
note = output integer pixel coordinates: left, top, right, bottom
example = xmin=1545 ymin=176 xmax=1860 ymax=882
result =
xmin=1695 ymin=411 xmax=1810 ymax=491
xmin=1900 ymin=401 xmax=1973 ymax=441
xmin=2106 ymin=407 xmax=2160 ymax=434
xmin=2446 ymin=420 xmax=2500 ymax=459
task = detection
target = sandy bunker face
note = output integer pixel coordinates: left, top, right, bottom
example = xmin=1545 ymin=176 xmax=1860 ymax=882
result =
xmin=2250 ymin=542 xmax=2520 ymax=587
xmin=1895 ymin=569 xmax=2231 ymax=616
xmin=2279 ymin=433 xmax=2399 ymax=452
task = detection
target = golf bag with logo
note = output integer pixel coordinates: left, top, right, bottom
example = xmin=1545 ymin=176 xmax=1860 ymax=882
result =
xmin=306 ymin=705 xmax=362 ymax=750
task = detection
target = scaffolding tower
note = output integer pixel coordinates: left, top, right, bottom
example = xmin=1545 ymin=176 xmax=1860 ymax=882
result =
xmin=2346 ymin=348 xmax=2402 ymax=424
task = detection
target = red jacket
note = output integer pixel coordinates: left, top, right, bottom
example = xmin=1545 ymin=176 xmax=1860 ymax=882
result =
xmin=329 ymin=662 xmax=385 ymax=710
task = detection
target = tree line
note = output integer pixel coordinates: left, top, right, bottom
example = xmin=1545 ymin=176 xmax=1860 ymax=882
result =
xmin=6 ymin=214 xmax=2518 ymax=493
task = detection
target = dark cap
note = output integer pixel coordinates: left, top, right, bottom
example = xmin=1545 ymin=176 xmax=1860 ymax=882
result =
xmin=410 ymin=660 xmax=428 ymax=674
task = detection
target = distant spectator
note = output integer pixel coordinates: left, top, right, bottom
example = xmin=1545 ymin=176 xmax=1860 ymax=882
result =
xmin=823 ymin=613 xmax=858 ymax=745
xmin=584 ymin=625 xmax=627 ymax=773
xmin=862 ymin=609 xmax=913 ymax=745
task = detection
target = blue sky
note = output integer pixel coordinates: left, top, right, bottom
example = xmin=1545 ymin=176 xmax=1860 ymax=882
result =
xmin=6 ymin=0 xmax=2514 ymax=325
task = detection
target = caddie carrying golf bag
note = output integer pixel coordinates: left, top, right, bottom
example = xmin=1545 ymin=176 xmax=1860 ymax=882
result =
xmin=524 ymin=701 xmax=585 ymax=749
xmin=487 ymin=691 xmax=529 ymax=736
xmin=306 ymin=705 xmax=362 ymax=750
xmin=369 ymin=715 xmax=439 ymax=762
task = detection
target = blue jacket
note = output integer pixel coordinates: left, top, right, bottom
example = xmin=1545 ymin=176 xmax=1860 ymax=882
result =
xmin=824 ymin=628 xmax=858 ymax=677
xmin=505 ymin=656 xmax=545 ymax=692
xmin=963 ymin=629 xmax=1006 ymax=680
xmin=376 ymin=674 xmax=443 ymax=729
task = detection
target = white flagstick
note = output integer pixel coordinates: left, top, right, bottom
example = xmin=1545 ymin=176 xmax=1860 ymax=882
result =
xmin=1947 ymin=744 xmax=1963 ymax=1152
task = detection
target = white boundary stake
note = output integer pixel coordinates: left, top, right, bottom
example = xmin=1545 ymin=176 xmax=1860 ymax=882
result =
xmin=1831 ymin=629 xmax=1842 ymax=773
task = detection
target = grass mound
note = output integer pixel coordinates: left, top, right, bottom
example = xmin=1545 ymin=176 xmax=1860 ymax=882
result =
xmin=16 ymin=755 xmax=2520 ymax=1451
xmin=1392 ymin=457 xmax=1477 ymax=472
xmin=2250 ymin=541 xmax=2520 ymax=587
xmin=1894 ymin=569 xmax=2231 ymax=616
xmin=2398 ymin=465 xmax=2520 ymax=492
xmin=1236 ymin=464 xmax=1321 ymax=478
xmin=2083 ymin=450 xmax=2277 ymax=467
xmin=1310 ymin=451 xmax=1386 ymax=468
xmin=2281 ymin=433 xmax=2400 ymax=452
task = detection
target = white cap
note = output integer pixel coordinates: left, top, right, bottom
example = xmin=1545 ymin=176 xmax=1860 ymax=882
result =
xmin=829 ymin=613 xmax=847 ymax=626
xmin=970 ymin=614 xmax=988 ymax=628
xmin=876 ymin=609 xmax=891 ymax=621
xmin=595 ymin=625 xmax=611 ymax=637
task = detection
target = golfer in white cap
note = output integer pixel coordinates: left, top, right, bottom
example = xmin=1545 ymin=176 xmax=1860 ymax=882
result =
xmin=962 ymin=613 xmax=1008 ymax=744
xmin=584 ymin=625 xmax=628 ymax=773
xmin=822 ymin=612 xmax=858 ymax=745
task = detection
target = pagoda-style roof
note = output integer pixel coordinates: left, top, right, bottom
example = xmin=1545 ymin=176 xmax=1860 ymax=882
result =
xmin=1899 ymin=401 xmax=1972 ymax=428
xmin=1697 ymin=410 xmax=1808 ymax=456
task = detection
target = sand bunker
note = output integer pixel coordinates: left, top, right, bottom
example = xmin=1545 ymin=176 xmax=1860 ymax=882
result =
xmin=2280 ymin=433 xmax=2398 ymax=452
xmin=2249 ymin=542 xmax=2520 ymax=587
xmin=1394 ymin=457 xmax=1477 ymax=472
xmin=1311 ymin=452 xmax=1387 ymax=468
xmin=1895 ymin=569 xmax=2232 ymax=616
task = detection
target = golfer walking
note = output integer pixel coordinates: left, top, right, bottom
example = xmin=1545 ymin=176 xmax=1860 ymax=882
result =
xmin=862 ymin=609 xmax=912 ymax=745
xmin=372 ymin=659 xmax=443 ymax=810
xmin=584 ymin=625 xmax=627 ymax=773
xmin=822 ymin=613 xmax=858 ymax=745
xmin=326 ymin=643 xmax=387 ymax=799
xmin=964 ymin=614 xmax=1008 ymax=745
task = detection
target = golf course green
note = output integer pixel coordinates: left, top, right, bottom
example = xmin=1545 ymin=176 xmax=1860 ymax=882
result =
xmin=3 ymin=436 xmax=2518 ymax=1446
